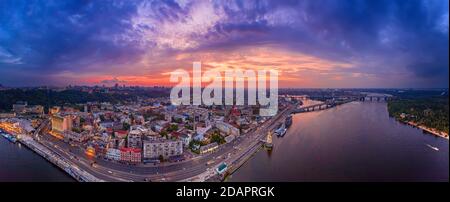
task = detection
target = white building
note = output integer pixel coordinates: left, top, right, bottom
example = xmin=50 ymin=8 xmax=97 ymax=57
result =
xmin=224 ymin=134 xmax=236 ymax=143
xmin=215 ymin=121 xmax=240 ymax=136
xmin=105 ymin=148 xmax=121 ymax=161
xmin=64 ymin=131 xmax=88 ymax=142
xmin=199 ymin=142 xmax=218 ymax=154
xmin=127 ymin=129 xmax=142 ymax=148
xmin=196 ymin=125 xmax=212 ymax=136
xmin=143 ymin=140 xmax=183 ymax=159
xmin=130 ymin=125 xmax=152 ymax=136
xmin=180 ymin=133 xmax=192 ymax=147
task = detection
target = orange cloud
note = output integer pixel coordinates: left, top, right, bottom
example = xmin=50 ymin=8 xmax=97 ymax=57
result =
xmin=55 ymin=45 xmax=361 ymax=87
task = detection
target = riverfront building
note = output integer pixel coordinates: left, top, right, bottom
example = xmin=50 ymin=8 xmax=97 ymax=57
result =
xmin=64 ymin=131 xmax=89 ymax=143
xmin=127 ymin=129 xmax=142 ymax=148
xmin=120 ymin=147 xmax=141 ymax=163
xmin=180 ymin=133 xmax=192 ymax=147
xmin=143 ymin=139 xmax=183 ymax=159
xmin=105 ymin=148 xmax=121 ymax=161
xmin=199 ymin=142 xmax=219 ymax=154
xmin=51 ymin=114 xmax=73 ymax=133
xmin=215 ymin=121 xmax=240 ymax=136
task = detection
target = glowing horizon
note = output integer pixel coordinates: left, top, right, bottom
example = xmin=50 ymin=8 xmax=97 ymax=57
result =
xmin=0 ymin=0 xmax=448 ymax=88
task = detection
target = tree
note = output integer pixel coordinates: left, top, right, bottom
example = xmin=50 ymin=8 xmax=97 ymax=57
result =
xmin=167 ymin=124 xmax=179 ymax=132
xmin=80 ymin=117 xmax=86 ymax=124
xmin=122 ymin=122 xmax=130 ymax=130
xmin=185 ymin=124 xmax=193 ymax=130
xmin=189 ymin=141 xmax=201 ymax=154
xmin=387 ymin=96 xmax=449 ymax=134
xmin=160 ymin=131 xmax=168 ymax=138
xmin=72 ymin=127 xmax=81 ymax=133
xmin=211 ymin=132 xmax=226 ymax=145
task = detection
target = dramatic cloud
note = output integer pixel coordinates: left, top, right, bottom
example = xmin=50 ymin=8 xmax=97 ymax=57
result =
xmin=0 ymin=46 xmax=22 ymax=64
xmin=0 ymin=0 xmax=448 ymax=88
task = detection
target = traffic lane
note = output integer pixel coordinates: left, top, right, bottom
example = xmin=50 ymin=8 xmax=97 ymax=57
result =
xmin=107 ymin=108 xmax=290 ymax=180
xmin=41 ymin=138 xmax=124 ymax=181
xmin=34 ymin=106 xmax=292 ymax=181
xmin=37 ymin=135 xmax=124 ymax=181
xmin=38 ymin=133 xmax=130 ymax=181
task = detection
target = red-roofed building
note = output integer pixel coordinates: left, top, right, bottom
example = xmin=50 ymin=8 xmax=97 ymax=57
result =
xmin=170 ymin=131 xmax=181 ymax=139
xmin=120 ymin=147 xmax=141 ymax=163
xmin=230 ymin=106 xmax=241 ymax=117
xmin=115 ymin=130 xmax=128 ymax=139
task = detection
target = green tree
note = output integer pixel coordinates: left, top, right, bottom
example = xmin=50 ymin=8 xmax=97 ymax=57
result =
xmin=122 ymin=122 xmax=130 ymax=130
xmin=167 ymin=124 xmax=179 ymax=132
xmin=211 ymin=132 xmax=226 ymax=145
xmin=160 ymin=131 xmax=168 ymax=138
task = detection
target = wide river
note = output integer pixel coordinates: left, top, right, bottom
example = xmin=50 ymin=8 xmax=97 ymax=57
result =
xmin=0 ymin=134 xmax=74 ymax=182
xmin=229 ymin=101 xmax=449 ymax=181
xmin=0 ymin=101 xmax=448 ymax=181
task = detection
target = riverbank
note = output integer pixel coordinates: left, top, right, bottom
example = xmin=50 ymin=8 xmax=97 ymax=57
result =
xmin=230 ymin=101 xmax=449 ymax=182
xmin=12 ymin=133 xmax=102 ymax=182
xmin=0 ymin=133 xmax=74 ymax=181
xmin=386 ymin=96 xmax=449 ymax=141
xmin=403 ymin=121 xmax=449 ymax=140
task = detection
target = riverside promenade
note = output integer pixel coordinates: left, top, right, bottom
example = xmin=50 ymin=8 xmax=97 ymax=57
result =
xmin=17 ymin=134 xmax=103 ymax=182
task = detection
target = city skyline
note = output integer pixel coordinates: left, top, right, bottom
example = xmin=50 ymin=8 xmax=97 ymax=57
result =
xmin=0 ymin=0 xmax=449 ymax=88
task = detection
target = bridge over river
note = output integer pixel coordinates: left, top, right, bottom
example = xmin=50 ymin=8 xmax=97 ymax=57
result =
xmin=290 ymin=93 xmax=393 ymax=114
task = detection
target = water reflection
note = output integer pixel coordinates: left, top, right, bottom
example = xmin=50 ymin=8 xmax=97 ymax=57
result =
xmin=230 ymin=101 xmax=449 ymax=182
xmin=0 ymin=136 xmax=75 ymax=182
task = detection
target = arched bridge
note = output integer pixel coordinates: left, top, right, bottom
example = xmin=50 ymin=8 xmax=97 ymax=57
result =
xmin=359 ymin=94 xmax=393 ymax=102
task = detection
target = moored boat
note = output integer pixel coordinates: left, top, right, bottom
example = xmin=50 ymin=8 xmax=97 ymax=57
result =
xmin=275 ymin=124 xmax=287 ymax=137
xmin=1 ymin=132 xmax=17 ymax=143
xmin=285 ymin=115 xmax=293 ymax=127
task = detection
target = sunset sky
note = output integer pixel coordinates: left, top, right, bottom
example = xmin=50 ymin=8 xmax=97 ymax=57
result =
xmin=0 ymin=0 xmax=448 ymax=88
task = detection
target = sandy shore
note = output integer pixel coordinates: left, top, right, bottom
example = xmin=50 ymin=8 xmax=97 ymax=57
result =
xmin=404 ymin=121 xmax=449 ymax=140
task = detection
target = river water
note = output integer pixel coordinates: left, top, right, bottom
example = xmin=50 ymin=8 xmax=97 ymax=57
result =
xmin=0 ymin=135 xmax=74 ymax=182
xmin=0 ymin=101 xmax=448 ymax=181
xmin=229 ymin=101 xmax=449 ymax=181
